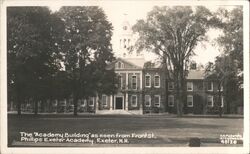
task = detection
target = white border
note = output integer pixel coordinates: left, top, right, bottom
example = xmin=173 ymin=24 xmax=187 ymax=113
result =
xmin=187 ymin=95 xmax=193 ymax=107
xmin=1 ymin=0 xmax=249 ymax=154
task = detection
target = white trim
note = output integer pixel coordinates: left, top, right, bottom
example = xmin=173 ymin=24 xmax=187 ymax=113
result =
xmin=126 ymin=73 xmax=128 ymax=90
xmin=116 ymin=61 xmax=124 ymax=69
xmin=154 ymin=95 xmax=161 ymax=107
xmin=110 ymin=95 xmax=113 ymax=110
xmin=221 ymin=96 xmax=224 ymax=107
xmin=132 ymin=75 xmax=137 ymax=90
xmin=102 ymin=95 xmax=107 ymax=107
xmin=131 ymin=95 xmax=137 ymax=107
xmin=207 ymin=95 xmax=214 ymax=107
xmin=145 ymin=95 xmax=151 ymax=107
xmin=207 ymin=81 xmax=213 ymax=91
xmin=89 ymin=97 xmax=95 ymax=107
xmin=187 ymin=82 xmax=193 ymax=91
xmin=168 ymin=95 xmax=174 ymax=107
xmin=118 ymin=75 xmax=123 ymax=89
xmin=217 ymin=85 xmax=223 ymax=91
xmin=140 ymin=72 xmax=142 ymax=89
xmin=125 ymin=93 xmax=128 ymax=110
xmin=154 ymin=75 xmax=160 ymax=88
xmin=187 ymin=95 xmax=193 ymax=107
xmin=145 ymin=74 xmax=151 ymax=88
xmin=168 ymin=81 xmax=174 ymax=91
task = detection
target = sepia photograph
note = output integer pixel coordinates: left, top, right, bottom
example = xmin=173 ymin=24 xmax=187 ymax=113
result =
xmin=0 ymin=0 xmax=249 ymax=153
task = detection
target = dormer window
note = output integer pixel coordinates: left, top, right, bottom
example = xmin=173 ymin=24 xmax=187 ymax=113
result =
xmin=116 ymin=61 xmax=124 ymax=69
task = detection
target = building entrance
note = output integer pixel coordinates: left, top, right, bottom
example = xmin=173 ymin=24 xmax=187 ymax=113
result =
xmin=115 ymin=97 xmax=123 ymax=109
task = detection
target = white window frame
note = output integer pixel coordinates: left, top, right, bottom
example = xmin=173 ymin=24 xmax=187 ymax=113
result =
xmin=187 ymin=82 xmax=193 ymax=91
xmin=118 ymin=75 xmax=123 ymax=89
xmin=131 ymin=95 xmax=137 ymax=107
xmin=102 ymin=95 xmax=107 ymax=106
xmin=154 ymin=75 xmax=160 ymax=88
xmin=207 ymin=81 xmax=213 ymax=91
xmin=221 ymin=96 xmax=224 ymax=107
xmin=187 ymin=95 xmax=193 ymax=107
xmin=168 ymin=95 xmax=174 ymax=107
xmin=154 ymin=95 xmax=161 ymax=107
xmin=82 ymin=99 xmax=87 ymax=107
xmin=217 ymin=85 xmax=223 ymax=91
xmin=132 ymin=75 xmax=137 ymax=90
xmin=207 ymin=95 xmax=214 ymax=107
xmin=145 ymin=95 xmax=151 ymax=107
xmin=168 ymin=82 xmax=174 ymax=91
xmin=89 ymin=97 xmax=95 ymax=107
xmin=145 ymin=74 xmax=151 ymax=88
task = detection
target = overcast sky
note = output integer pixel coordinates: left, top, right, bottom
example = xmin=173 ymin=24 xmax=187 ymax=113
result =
xmin=50 ymin=2 xmax=236 ymax=65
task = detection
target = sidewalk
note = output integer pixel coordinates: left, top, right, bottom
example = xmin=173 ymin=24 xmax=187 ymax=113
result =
xmin=7 ymin=111 xmax=243 ymax=118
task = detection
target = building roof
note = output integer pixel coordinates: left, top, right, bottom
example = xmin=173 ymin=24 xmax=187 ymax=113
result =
xmin=187 ymin=70 xmax=205 ymax=80
xmin=121 ymin=57 xmax=146 ymax=68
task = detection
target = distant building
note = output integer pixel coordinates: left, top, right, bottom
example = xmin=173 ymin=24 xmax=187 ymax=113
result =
xmin=93 ymin=57 xmax=226 ymax=115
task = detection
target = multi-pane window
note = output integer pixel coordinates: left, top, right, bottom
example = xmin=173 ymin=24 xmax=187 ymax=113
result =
xmin=154 ymin=75 xmax=160 ymax=88
xmin=207 ymin=81 xmax=213 ymax=91
xmin=168 ymin=95 xmax=174 ymax=107
xmin=118 ymin=75 xmax=122 ymax=89
xmin=154 ymin=95 xmax=160 ymax=107
xmin=145 ymin=75 xmax=151 ymax=87
xmin=187 ymin=82 xmax=193 ymax=91
xmin=145 ymin=95 xmax=151 ymax=107
xmin=89 ymin=97 xmax=94 ymax=106
xmin=168 ymin=82 xmax=174 ymax=91
xmin=132 ymin=75 xmax=137 ymax=89
xmin=131 ymin=95 xmax=137 ymax=107
xmin=187 ymin=95 xmax=193 ymax=107
xmin=102 ymin=95 xmax=107 ymax=106
xmin=207 ymin=95 xmax=213 ymax=107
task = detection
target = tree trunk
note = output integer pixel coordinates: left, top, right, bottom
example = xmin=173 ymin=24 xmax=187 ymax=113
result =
xmin=73 ymin=93 xmax=78 ymax=116
xmin=34 ymin=100 xmax=38 ymax=115
xmin=218 ymin=83 xmax=222 ymax=118
xmin=175 ymin=72 xmax=184 ymax=117
xmin=41 ymin=100 xmax=45 ymax=113
xmin=17 ymin=95 xmax=22 ymax=115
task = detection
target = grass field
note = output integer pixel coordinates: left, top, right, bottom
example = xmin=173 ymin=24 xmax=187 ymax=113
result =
xmin=7 ymin=114 xmax=243 ymax=147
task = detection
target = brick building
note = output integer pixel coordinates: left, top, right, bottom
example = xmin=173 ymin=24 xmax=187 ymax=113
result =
xmin=94 ymin=57 xmax=225 ymax=115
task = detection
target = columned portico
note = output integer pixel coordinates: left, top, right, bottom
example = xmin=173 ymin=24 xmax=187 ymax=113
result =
xmin=125 ymin=93 xmax=128 ymax=110
xmin=110 ymin=95 xmax=113 ymax=110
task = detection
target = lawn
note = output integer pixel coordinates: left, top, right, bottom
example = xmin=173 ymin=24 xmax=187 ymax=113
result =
xmin=7 ymin=114 xmax=243 ymax=147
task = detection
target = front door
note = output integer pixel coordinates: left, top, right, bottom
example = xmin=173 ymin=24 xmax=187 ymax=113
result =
xmin=115 ymin=97 xmax=123 ymax=109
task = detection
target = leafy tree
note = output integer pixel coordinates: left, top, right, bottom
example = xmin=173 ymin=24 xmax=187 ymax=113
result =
xmin=215 ymin=7 xmax=243 ymax=73
xmin=57 ymin=6 xmax=115 ymax=115
xmin=205 ymin=7 xmax=243 ymax=115
xmin=133 ymin=6 xmax=216 ymax=116
xmin=205 ymin=56 xmax=238 ymax=116
xmin=7 ymin=7 xmax=64 ymax=115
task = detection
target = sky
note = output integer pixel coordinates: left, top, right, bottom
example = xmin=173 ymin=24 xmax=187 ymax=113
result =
xmin=49 ymin=2 xmax=235 ymax=66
